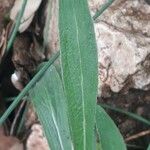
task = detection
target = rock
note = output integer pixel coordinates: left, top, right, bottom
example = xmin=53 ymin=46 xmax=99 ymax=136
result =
xmin=46 ymin=0 xmax=150 ymax=97
xmin=145 ymin=0 xmax=150 ymax=5
xmin=89 ymin=0 xmax=150 ymax=96
xmin=26 ymin=124 xmax=49 ymax=150
xmin=0 ymin=136 xmax=23 ymax=150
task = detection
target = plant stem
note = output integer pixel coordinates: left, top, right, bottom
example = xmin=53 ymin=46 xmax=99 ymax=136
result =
xmin=6 ymin=0 xmax=28 ymax=51
xmin=93 ymin=0 xmax=115 ymax=20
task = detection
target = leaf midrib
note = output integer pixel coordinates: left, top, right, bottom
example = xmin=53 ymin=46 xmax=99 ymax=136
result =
xmin=44 ymin=87 xmax=64 ymax=150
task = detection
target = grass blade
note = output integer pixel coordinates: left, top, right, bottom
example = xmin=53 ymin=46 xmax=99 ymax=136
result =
xmin=29 ymin=66 xmax=73 ymax=150
xmin=59 ymin=0 xmax=98 ymax=149
xmin=93 ymin=0 xmax=115 ymax=20
xmin=7 ymin=0 xmax=28 ymax=52
xmin=100 ymin=103 xmax=150 ymax=125
xmin=0 ymin=52 xmax=59 ymax=125
xmin=96 ymin=105 xmax=127 ymax=150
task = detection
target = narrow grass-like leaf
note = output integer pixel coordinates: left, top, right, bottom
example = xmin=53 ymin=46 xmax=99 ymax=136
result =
xmin=59 ymin=0 xmax=98 ymax=149
xmin=7 ymin=0 xmax=27 ymax=51
xmin=96 ymin=105 xmax=127 ymax=150
xmin=29 ymin=66 xmax=73 ymax=150
xmin=127 ymin=144 xmax=144 ymax=149
xmin=93 ymin=0 xmax=115 ymax=20
xmin=0 ymin=52 xmax=59 ymax=125
xmin=100 ymin=103 xmax=150 ymax=125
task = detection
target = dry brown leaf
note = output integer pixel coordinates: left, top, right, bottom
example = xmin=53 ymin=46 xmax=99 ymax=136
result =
xmin=0 ymin=22 xmax=13 ymax=62
xmin=0 ymin=29 xmax=6 ymax=61
xmin=0 ymin=0 xmax=15 ymax=61
xmin=44 ymin=0 xmax=59 ymax=57
xmin=10 ymin=0 xmax=42 ymax=32
xmin=11 ymin=33 xmax=45 ymax=90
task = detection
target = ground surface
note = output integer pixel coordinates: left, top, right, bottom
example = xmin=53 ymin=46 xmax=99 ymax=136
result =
xmin=98 ymin=88 xmax=150 ymax=150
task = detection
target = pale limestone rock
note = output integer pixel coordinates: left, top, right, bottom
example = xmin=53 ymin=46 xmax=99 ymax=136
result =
xmin=89 ymin=0 xmax=150 ymax=96
xmin=26 ymin=124 xmax=49 ymax=150
xmin=0 ymin=136 xmax=23 ymax=150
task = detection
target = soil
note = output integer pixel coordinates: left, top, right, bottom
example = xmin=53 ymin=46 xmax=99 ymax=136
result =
xmin=0 ymin=0 xmax=149 ymax=150
xmin=98 ymin=88 xmax=150 ymax=150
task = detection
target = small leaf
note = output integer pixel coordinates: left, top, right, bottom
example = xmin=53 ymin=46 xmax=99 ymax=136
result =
xmin=29 ymin=66 xmax=73 ymax=150
xmin=96 ymin=105 xmax=127 ymax=150
xmin=59 ymin=0 xmax=98 ymax=149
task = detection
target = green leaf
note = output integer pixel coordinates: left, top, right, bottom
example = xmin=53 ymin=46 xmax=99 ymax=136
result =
xmin=100 ymin=103 xmax=150 ymax=125
xmin=59 ymin=0 xmax=98 ymax=149
xmin=29 ymin=66 xmax=73 ymax=150
xmin=147 ymin=144 xmax=150 ymax=150
xmin=96 ymin=142 xmax=103 ymax=150
xmin=96 ymin=105 xmax=127 ymax=150
xmin=93 ymin=0 xmax=115 ymax=20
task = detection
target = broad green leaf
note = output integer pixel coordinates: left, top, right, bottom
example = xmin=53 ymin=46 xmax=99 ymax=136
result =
xmin=59 ymin=0 xmax=98 ymax=149
xmin=96 ymin=105 xmax=127 ymax=150
xmin=29 ymin=66 xmax=73 ymax=150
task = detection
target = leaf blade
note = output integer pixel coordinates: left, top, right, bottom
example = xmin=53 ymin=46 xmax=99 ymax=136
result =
xmin=59 ymin=0 xmax=98 ymax=149
xmin=96 ymin=105 xmax=127 ymax=150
